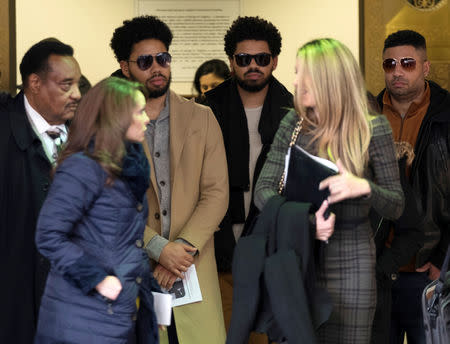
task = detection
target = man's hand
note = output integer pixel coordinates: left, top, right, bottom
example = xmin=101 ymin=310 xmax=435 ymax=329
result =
xmin=319 ymin=160 xmax=371 ymax=204
xmin=416 ymin=262 xmax=441 ymax=281
xmin=153 ymin=264 xmax=178 ymax=289
xmin=159 ymin=242 xmax=196 ymax=278
xmin=95 ymin=275 xmax=122 ymax=300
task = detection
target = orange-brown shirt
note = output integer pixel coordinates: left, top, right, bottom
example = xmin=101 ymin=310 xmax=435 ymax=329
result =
xmin=382 ymin=82 xmax=430 ymax=175
xmin=383 ymin=82 xmax=430 ymax=272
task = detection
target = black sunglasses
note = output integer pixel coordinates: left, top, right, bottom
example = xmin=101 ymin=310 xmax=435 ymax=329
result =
xmin=128 ymin=52 xmax=172 ymax=70
xmin=234 ymin=53 xmax=272 ymax=67
xmin=382 ymin=57 xmax=417 ymax=72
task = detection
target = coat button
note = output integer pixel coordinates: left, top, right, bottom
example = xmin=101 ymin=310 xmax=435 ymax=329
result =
xmin=136 ymin=276 xmax=142 ymax=284
xmin=162 ymin=210 xmax=167 ymax=216
xmin=155 ymin=213 xmax=160 ymax=220
xmin=135 ymin=239 xmax=144 ymax=248
xmin=391 ymin=273 xmax=398 ymax=281
xmin=136 ymin=203 xmax=143 ymax=212
xmin=160 ymin=180 xmax=166 ymax=186
xmin=155 ymin=152 xmax=160 ymax=158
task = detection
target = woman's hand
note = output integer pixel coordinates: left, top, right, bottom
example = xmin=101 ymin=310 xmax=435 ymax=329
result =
xmin=95 ymin=275 xmax=122 ymax=300
xmin=319 ymin=159 xmax=371 ymax=204
xmin=315 ymin=200 xmax=335 ymax=241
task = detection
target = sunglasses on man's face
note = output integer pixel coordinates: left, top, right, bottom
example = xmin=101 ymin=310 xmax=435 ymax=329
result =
xmin=128 ymin=52 xmax=172 ymax=71
xmin=382 ymin=57 xmax=417 ymax=72
xmin=234 ymin=53 xmax=272 ymax=67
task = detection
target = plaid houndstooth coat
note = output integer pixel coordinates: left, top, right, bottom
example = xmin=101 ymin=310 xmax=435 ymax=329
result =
xmin=254 ymin=110 xmax=404 ymax=343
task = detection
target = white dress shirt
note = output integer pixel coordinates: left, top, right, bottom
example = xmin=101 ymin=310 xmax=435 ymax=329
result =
xmin=24 ymin=94 xmax=67 ymax=163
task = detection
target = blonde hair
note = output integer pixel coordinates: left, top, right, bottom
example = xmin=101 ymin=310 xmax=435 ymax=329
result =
xmin=295 ymin=38 xmax=371 ymax=177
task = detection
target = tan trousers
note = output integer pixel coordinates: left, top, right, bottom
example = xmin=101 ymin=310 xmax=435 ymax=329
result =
xmin=219 ymin=272 xmax=270 ymax=344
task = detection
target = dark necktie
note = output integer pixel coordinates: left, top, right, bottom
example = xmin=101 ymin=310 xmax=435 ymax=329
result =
xmin=46 ymin=129 xmax=63 ymax=162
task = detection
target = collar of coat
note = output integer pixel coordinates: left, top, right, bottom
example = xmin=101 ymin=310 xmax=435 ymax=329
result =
xmin=142 ymin=90 xmax=208 ymax=203
xmin=377 ymin=80 xmax=450 ymax=125
xmin=8 ymin=92 xmax=44 ymax=152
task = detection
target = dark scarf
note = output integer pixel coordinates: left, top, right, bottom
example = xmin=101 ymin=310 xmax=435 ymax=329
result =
xmin=121 ymin=142 xmax=150 ymax=203
xmin=208 ymin=77 xmax=293 ymax=223
xmin=228 ymin=77 xmax=290 ymax=190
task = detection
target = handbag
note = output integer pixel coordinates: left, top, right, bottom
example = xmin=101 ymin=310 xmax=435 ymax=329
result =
xmin=278 ymin=119 xmax=303 ymax=194
xmin=278 ymin=118 xmax=337 ymax=218
xmin=422 ymin=245 xmax=450 ymax=344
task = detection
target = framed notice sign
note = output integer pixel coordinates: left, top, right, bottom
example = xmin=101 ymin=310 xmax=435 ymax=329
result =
xmin=137 ymin=0 xmax=240 ymax=82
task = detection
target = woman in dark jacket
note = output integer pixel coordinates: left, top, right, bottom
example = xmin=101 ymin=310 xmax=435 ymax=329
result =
xmin=192 ymin=59 xmax=230 ymax=103
xmin=34 ymin=77 xmax=160 ymax=343
xmin=254 ymin=39 xmax=404 ymax=343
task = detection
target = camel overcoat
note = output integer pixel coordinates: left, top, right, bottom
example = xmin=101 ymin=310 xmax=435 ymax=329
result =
xmin=143 ymin=91 xmax=228 ymax=343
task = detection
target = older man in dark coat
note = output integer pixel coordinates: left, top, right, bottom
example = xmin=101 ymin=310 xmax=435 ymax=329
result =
xmin=0 ymin=40 xmax=81 ymax=343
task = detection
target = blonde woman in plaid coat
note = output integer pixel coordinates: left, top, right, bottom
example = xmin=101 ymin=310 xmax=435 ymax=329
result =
xmin=254 ymin=38 xmax=404 ymax=343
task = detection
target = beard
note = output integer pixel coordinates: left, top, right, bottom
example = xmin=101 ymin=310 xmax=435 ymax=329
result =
xmin=129 ymin=71 xmax=171 ymax=99
xmin=386 ymin=77 xmax=425 ymax=103
xmin=235 ymin=69 xmax=272 ymax=93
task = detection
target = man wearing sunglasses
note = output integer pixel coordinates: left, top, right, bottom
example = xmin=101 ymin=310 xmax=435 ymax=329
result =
xmin=205 ymin=16 xmax=293 ymax=343
xmin=371 ymin=30 xmax=450 ymax=344
xmin=110 ymin=16 xmax=228 ymax=344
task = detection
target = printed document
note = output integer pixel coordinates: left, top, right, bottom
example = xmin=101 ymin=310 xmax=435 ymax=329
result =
xmin=163 ymin=264 xmax=202 ymax=307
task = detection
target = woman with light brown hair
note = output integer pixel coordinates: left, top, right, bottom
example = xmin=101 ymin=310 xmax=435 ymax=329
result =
xmin=254 ymin=38 xmax=404 ymax=343
xmin=34 ymin=77 xmax=161 ymax=343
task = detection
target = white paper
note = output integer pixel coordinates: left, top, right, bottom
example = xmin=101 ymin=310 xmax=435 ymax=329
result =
xmin=137 ymin=0 xmax=240 ymax=82
xmin=283 ymin=146 xmax=292 ymax=182
xmin=295 ymin=145 xmax=338 ymax=172
xmin=163 ymin=265 xmax=203 ymax=307
xmin=286 ymin=145 xmax=338 ymax=173
xmin=152 ymin=292 xmax=172 ymax=326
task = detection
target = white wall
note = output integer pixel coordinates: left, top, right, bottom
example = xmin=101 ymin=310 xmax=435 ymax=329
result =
xmin=16 ymin=0 xmax=359 ymax=94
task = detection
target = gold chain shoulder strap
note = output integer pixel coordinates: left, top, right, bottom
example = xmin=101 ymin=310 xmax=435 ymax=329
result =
xmin=278 ymin=118 xmax=303 ymax=194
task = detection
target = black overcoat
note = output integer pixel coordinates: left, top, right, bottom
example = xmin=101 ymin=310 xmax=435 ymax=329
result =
xmin=205 ymin=77 xmax=293 ymax=271
xmin=0 ymin=92 xmax=52 ymax=343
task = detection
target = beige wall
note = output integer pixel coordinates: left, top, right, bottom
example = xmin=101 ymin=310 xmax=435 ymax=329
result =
xmin=242 ymin=0 xmax=360 ymax=94
xmin=16 ymin=0 xmax=359 ymax=94
xmin=16 ymin=0 xmax=134 ymax=88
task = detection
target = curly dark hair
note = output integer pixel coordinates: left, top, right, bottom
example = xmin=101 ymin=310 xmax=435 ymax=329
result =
xmin=383 ymin=30 xmax=426 ymax=52
xmin=224 ymin=16 xmax=282 ymax=57
xmin=110 ymin=15 xmax=173 ymax=62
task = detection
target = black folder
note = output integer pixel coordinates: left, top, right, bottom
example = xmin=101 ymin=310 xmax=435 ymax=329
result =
xmin=284 ymin=144 xmax=338 ymax=217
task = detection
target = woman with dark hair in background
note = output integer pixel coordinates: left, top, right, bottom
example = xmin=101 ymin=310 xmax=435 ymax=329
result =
xmin=255 ymin=38 xmax=404 ymax=343
xmin=193 ymin=59 xmax=230 ymax=102
xmin=34 ymin=77 xmax=161 ymax=344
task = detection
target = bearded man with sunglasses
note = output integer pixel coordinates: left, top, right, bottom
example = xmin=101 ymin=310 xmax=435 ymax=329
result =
xmin=204 ymin=16 xmax=293 ymax=343
xmin=370 ymin=30 xmax=450 ymax=344
xmin=110 ymin=16 xmax=228 ymax=344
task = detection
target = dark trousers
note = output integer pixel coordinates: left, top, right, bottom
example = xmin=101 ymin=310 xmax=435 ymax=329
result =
xmin=168 ymin=313 xmax=179 ymax=344
xmin=390 ymin=272 xmax=429 ymax=344
xmin=371 ymin=284 xmax=392 ymax=344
